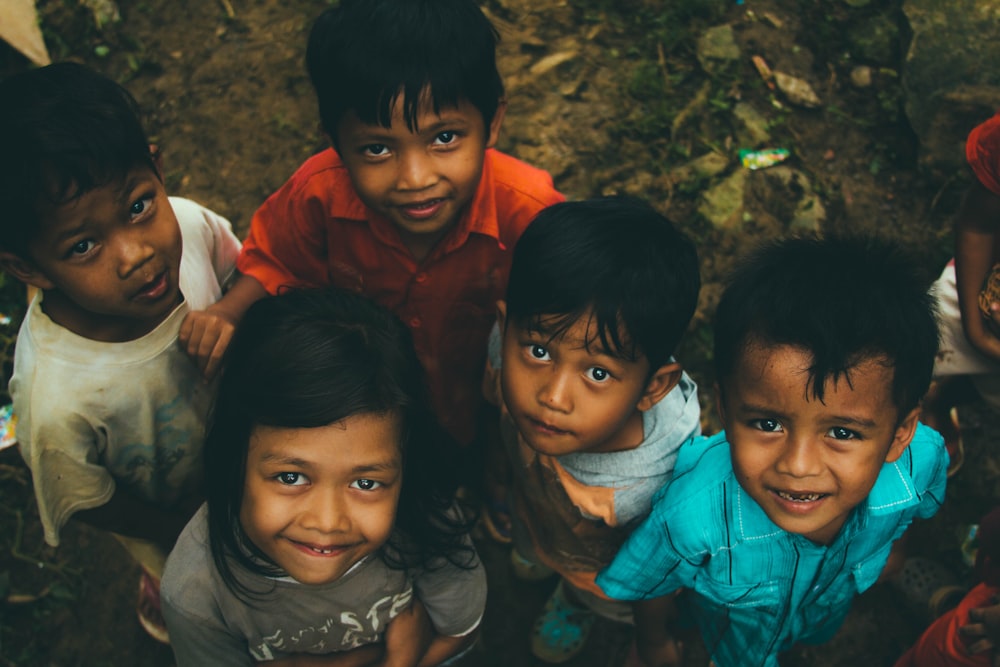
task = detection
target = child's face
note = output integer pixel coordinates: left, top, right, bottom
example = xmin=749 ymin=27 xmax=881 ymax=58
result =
xmin=335 ymin=93 xmax=505 ymax=261
xmin=240 ymin=412 xmax=403 ymax=586
xmin=719 ymin=343 xmax=918 ymax=545
xmin=498 ymin=303 xmax=679 ymax=457
xmin=7 ymin=165 xmax=182 ymax=342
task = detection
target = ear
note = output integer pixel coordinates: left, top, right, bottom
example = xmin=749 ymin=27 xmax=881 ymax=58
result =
xmin=496 ymin=299 xmax=507 ymax=332
xmin=885 ymin=406 xmax=920 ymax=463
xmin=485 ymin=98 xmax=508 ymax=149
xmin=149 ymin=144 xmax=164 ymax=178
xmin=0 ymin=251 xmax=54 ymax=290
xmin=636 ymin=361 xmax=682 ymax=412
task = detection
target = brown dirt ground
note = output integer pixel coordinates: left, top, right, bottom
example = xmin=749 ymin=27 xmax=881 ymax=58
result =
xmin=0 ymin=0 xmax=997 ymax=666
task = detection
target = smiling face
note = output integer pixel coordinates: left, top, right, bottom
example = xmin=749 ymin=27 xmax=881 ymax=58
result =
xmin=6 ymin=164 xmax=182 ymax=342
xmin=498 ymin=303 xmax=679 ymax=457
xmin=239 ymin=412 xmax=403 ymax=586
xmin=334 ymin=92 xmax=505 ymax=262
xmin=719 ymin=343 xmax=918 ymax=545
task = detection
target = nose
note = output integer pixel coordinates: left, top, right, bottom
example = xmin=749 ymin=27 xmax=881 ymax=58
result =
xmin=395 ymin=149 xmax=437 ymax=192
xmin=774 ymin=434 xmax=822 ymax=478
xmin=115 ymin=228 xmax=155 ymax=279
xmin=301 ymin=485 xmax=351 ymax=534
xmin=537 ymin=369 xmax=572 ymax=413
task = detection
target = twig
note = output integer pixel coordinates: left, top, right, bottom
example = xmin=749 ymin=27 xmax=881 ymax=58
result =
xmin=219 ymin=0 xmax=235 ymax=18
xmin=671 ymin=80 xmax=711 ymax=140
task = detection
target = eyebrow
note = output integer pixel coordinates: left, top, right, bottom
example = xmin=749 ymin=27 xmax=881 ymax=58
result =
xmin=737 ymin=402 xmax=878 ymax=429
xmin=258 ymin=454 xmax=401 ymax=473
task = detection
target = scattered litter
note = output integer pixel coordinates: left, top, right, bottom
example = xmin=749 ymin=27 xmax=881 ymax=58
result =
xmin=751 ymin=55 xmax=775 ymax=90
xmin=739 ymin=148 xmax=790 ymax=170
xmin=960 ymin=523 xmax=979 ymax=568
xmin=0 ymin=404 xmax=17 ymax=451
xmin=0 ymin=313 xmax=11 ymax=327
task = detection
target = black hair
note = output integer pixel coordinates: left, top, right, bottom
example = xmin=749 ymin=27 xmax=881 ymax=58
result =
xmin=204 ymin=288 xmax=473 ymax=601
xmin=305 ymin=0 xmax=504 ymax=143
xmin=505 ymin=197 xmax=701 ymax=372
xmin=713 ymin=234 xmax=939 ymax=418
xmin=0 ymin=62 xmax=157 ymax=258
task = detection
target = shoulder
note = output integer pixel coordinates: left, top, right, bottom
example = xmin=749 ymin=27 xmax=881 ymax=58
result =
xmin=645 ymin=433 xmax=735 ymax=530
xmin=485 ymin=149 xmax=564 ymax=212
xmin=967 ymin=112 xmax=1000 ymax=195
xmin=895 ymin=422 xmax=948 ymax=491
xmin=275 ymin=149 xmax=354 ymax=201
xmin=162 ymin=506 xmax=218 ymax=612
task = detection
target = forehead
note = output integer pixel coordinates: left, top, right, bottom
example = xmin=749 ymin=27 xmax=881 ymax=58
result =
xmin=732 ymin=343 xmax=895 ymax=407
xmin=340 ymin=88 xmax=481 ymax=135
xmin=248 ymin=413 xmax=404 ymax=467
xmin=517 ymin=310 xmax=645 ymax=362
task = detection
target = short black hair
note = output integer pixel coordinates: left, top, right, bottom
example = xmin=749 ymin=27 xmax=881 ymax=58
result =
xmin=306 ymin=0 xmax=504 ymax=142
xmin=0 ymin=62 xmax=157 ymax=258
xmin=505 ymin=197 xmax=701 ymax=372
xmin=713 ymin=235 xmax=939 ymax=418
xmin=205 ymin=288 xmax=473 ymax=601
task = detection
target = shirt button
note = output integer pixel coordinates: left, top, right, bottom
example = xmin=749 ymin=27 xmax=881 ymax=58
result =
xmin=415 ymin=272 xmax=428 ymax=283
xmin=409 ymin=317 xmax=422 ymax=328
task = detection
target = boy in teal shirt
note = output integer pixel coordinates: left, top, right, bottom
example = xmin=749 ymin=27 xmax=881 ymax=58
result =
xmin=597 ymin=236 xmax=949 ymax=667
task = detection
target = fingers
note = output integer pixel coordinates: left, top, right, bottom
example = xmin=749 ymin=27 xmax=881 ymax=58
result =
xmin=178 ymin=312 xmax=235 ymax=380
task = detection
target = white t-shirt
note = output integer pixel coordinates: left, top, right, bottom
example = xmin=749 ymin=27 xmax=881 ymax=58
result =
xmin=10 ymin=197 xmax=241 ymax=546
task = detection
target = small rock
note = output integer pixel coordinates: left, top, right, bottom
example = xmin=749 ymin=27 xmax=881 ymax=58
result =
xmin=529 ymin=50 xmax=577 ymax=76
xmin=732 ymin=102 xmax=772 ymax=147
xmin=774 ymin=71 xmax=822 ymax=108
xmin=850 ymin=65 xmax=873 ymax=88
xmin=698 ymin=170 xmax=747 ymax=230
xmin=697 ymin=24 xmax=740 ymax=73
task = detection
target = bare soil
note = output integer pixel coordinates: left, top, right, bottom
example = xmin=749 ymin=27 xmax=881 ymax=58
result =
xmin=0 ymin=1 xmax=996 ymax=665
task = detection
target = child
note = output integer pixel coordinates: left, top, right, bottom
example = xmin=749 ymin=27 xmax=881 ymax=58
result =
xmin=895 ymin=507 xmax=1000 ymax=667
xmin=193 ymin=0 xmax=565 ymax=450
xmin=483 ymin=197 xmax=703 ymax=662
xmin=925 ymin=111 xmax=1000 ymax=473
xmin=597 ymin=235 xmax=950 ymax=667
xmin=0 ymin=63 xmax=241 ymax=642
xmin=161 ymin=288 xmax=486 ymax=666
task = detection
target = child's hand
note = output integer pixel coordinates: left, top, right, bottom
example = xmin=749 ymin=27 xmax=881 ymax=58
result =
xmin=961 ymin=597 xmax=1000 ymax=666
xmin=179 ymin=305 xmax=237 ymax=380
xmin=380 ymin=600 xmax=432 ymax=667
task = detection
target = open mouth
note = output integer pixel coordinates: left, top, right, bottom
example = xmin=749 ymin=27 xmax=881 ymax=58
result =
xmin=398 ymin=198 xmax=445 ymax=219
xmin=775 ymin=490 xmax=826 ymax=503
xmin=134 ymin=271 xmax=169 ymax=300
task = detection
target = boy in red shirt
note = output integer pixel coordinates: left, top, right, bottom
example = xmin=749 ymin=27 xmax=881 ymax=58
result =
xmin=184 ymin=0 xmax=564 ymax=454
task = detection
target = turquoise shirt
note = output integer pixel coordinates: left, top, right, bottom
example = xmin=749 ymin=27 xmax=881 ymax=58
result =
xmin=596 ymin=423 xmax=948 ymax=667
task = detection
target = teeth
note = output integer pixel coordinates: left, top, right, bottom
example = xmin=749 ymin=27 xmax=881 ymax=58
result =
xmin=777 ymin=490 xmax=822 ymax=502
xmin=310 ymin=547 xmax=333 ymax=554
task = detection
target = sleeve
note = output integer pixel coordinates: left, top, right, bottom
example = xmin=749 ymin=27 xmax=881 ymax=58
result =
xmin=595 ymin=486 xmax=700 ymax=601
xmin=236 ymin=172 xmax=333 ymax=294
xmin=481 ymin=322 xmax=503 ymax=407
xmin=200 ymin=205 xmax=242 ymax=288
xmin=14 ymin=364 xmax=114 ymax=546
xmin=908 ymin=423 xmax=949 ymax=522
xmin=967 ymin=111 xmax=1000 ymax=196
xmin=411 ymin=534 xmax=487 ymax=638
xmin=162 ymin=603 xmax=251 ymax=667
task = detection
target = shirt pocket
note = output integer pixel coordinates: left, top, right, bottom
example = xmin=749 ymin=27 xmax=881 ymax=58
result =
xmin=693 ymin=575 xmax=782 ymax=610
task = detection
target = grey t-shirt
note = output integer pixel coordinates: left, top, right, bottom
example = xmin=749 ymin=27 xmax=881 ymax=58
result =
xmin=162 ymin=505 xmax=485 ymax=666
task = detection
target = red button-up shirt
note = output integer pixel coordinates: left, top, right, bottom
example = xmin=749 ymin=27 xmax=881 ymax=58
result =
xmin=238 ymin=147 xmax=564 ymax=444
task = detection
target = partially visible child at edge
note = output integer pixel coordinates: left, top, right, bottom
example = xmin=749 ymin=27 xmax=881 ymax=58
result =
xmin=0 ymin=63 xmax=241 ymax=643
xmin=597 ymin=235 xmax=950 ymax=667
xmin=186 ymin=0 xmax=564 ymax=460
xmin=924 ymin=111 xmax=1000 ymax=475
xmin=481 ymin=197 xmax=702 ymax=663
xmin=161 ymin=288 xmax=485 ymax=666
xmin=894 ymin=506 xmax=1000 ymax=667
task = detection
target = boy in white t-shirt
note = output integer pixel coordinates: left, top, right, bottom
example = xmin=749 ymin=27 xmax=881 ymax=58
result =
xmin=0 ymin=63 xmax=241 ymax=643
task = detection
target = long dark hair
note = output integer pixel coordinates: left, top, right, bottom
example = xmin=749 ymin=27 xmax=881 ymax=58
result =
xmin=204 ymin=288 xmax=473 ymax=600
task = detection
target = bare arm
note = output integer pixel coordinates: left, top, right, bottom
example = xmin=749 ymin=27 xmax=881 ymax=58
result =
xmin=179 ymin=273 xmax=268 ymax=380
xmin=955 ymin=181 xmax=1000 ymax=361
